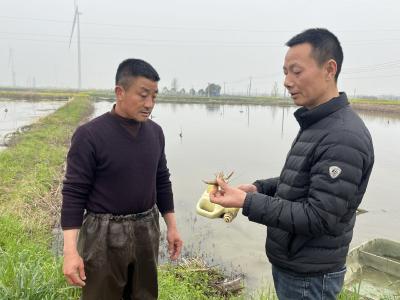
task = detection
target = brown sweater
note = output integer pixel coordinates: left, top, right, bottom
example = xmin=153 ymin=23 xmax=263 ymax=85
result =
xmin=61 ymin=110 xmax=174 ymax=229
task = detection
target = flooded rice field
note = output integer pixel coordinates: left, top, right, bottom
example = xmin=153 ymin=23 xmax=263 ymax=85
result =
xmin=0 ymin=99 xmax=66 ymax=151
xmin=93 ymin=101 xmax=400 ymax=290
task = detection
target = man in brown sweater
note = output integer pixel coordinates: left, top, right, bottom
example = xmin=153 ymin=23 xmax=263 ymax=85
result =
xmin=61 ymin=58 xmax=182 ymax=300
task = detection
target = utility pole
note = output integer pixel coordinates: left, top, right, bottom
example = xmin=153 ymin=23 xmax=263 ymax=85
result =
xmin=247 ymin=105 xmax=250 ymax=126
xmin=8 ymin=48 xmax=16 ymax=87
xmin=77 ymin=8 xmax=81 ymax=90
xmin=281 ymin=108 xmax=285 ymax=138
xmin=248 ymin=77 xmax=252 ymax=96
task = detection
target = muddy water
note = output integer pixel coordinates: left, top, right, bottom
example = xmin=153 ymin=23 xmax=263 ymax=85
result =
xmin=93 ymin=101 xmax=400 ymax=292
xmin=0 ymin=99 xmax=66 ymax=151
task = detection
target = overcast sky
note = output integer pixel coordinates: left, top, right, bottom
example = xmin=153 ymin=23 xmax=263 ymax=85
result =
xmin=1 ymin=0 xmax=400 ymax=96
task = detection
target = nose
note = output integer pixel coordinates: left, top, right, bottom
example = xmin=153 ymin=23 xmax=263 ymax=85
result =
xmin=284 ymin=74 xmax=293 ymax=90
xmin=144 ymin=95 xmax=155 ymax=109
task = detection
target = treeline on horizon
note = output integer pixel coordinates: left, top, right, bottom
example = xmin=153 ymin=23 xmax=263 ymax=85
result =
xmin=1 ymin=87 xmax=400 ymax=102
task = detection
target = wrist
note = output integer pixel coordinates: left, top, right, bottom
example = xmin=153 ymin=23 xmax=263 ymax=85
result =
xmin=63 ymin=247 xmax=79 ymax=256
xmin=239 ymin=190 xmax=247 ymax=207
xmin=166 ymin=224 xmax=178 ymax=231
xmin=163 ymin=212 xmax=177 ymax=229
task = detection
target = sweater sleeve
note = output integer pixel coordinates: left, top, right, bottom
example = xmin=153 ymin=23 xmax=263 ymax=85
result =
xmin=61 ymin=126 xmax=96 ymax=229
xmin=243 ymin=130 xmax=373 ymax=237
xmin=155 ymin=129 xmax=174 ymax=214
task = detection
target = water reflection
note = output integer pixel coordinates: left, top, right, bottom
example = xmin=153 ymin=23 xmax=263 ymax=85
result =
xmin=92 ymin=101 xmax=400 ymax=291
xmin=205 ymin=103 xmax=220 ymax=114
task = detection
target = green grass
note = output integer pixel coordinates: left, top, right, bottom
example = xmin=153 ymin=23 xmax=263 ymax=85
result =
xmin=349 ymin=97 xmax=400 ymax=105
xmin=0 ymin=95 xmax=93 ymax=299
xmin=156 ymin=94 xmax=293 ymax=106
xmin=0 ymin=216 xmax=81 ymax=300
xmin=159 ymin=260 xmax=242 ymax=300
xmin=0 ymin=90 xmax=78 ymax=102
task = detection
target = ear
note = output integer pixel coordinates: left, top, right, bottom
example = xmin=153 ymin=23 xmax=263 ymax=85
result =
xmin=115 ymin=85 xmax=125 ymax=101
xmin=325 ymin=59 xmax=337 ymax=81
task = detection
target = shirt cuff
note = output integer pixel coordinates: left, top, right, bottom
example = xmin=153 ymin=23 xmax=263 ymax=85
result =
xmin=160 ymin=209 xmax=175 ymax=216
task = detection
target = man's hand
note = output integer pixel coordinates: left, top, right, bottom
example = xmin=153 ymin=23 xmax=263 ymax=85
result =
xmin=163 ymin=212 xmax=183 ymax=260
xmin=63 ymin=251 xmax=86 ymax=287
xmin=209 ymin=177 xmax=247 ymax=208
xmin=167 ymin=227 xmax=183 ymax=260
xmin=237 ymin=183 xmax=257 ymax=193
xmin=63 ymin=229 xmax=85 ymax=287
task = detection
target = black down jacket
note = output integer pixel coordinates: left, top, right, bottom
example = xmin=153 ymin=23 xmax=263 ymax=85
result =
xmin=242 ymin=93 xmax=374 ymax=274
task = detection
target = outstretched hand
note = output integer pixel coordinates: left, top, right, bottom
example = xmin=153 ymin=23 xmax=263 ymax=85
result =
xmin=209 ymin=177 xmax=247 ymax=208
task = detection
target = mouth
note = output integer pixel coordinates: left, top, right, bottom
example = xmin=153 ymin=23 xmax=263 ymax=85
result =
xmin=290 ymin=92 xmax=300 ymax=99
xmin=140 ymin=111 xmax=151 ymax=117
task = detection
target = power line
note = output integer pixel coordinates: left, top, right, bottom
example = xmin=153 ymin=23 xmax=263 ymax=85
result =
xmin=0 ymin=36 xmax=285 ymax=47
xmin=0 ymin=15 xmax=296 ymax=33
xmin=343 ymin=73 xmax=400 ymax=80
xmin=2 ymin=30 xmax=400 ymax=49
xmin=2 ymin=15 xmax=400 ymax=34
xmin=0 ymin=32 xmax=283 ymax=46
xmin=343 ymin=60 xmax=400 ymax=74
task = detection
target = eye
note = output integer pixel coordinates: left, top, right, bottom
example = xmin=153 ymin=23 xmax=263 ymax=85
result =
xmin=293 ymin=69 xmax=302 ymax=75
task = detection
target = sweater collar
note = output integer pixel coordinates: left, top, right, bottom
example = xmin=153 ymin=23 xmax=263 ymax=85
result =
xmin=110 ymin=104 xmax=141 ymax=126
xmin=294 ymin=92 xmax=349 ymax=129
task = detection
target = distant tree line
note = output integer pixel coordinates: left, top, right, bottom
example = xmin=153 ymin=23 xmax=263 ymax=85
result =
xmin=162 ymin=78 xmax=222 ymax=97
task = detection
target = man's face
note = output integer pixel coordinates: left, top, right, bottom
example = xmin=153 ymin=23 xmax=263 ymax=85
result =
xmin=283 ymin=43 xmax=330 ymax=109
xmin=115 ymin=76 xmax=158 ymax=122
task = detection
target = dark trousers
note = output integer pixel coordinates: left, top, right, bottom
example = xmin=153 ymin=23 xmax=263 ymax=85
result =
xmin=77 ymin=206 xmax=160 ymax=300
xmin=272 ymin=264 xmax=346 ymax=300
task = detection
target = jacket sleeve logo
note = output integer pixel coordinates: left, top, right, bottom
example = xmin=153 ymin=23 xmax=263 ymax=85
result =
xmin=329 ymin=166 xmax=342 ymax=179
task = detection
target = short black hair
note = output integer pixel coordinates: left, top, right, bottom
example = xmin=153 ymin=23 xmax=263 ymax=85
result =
xmin=115 ymin=58 xmax=160 ymax=89
xmin=286 ymin=28 xmax=343 ymax=81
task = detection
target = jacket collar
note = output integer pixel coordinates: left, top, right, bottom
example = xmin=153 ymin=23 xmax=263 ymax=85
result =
xmin=294 ymin=92 xmax=349 ymax=129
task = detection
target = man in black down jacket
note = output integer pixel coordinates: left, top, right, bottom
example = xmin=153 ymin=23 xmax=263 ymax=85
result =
xmin=210 ymin=28 xmax=374 ymax=299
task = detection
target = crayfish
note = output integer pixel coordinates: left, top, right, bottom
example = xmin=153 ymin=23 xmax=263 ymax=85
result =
xmin=202 ymin=171 xmax=234 ymax=186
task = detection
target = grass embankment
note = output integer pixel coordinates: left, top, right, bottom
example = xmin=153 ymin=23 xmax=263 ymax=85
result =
xmin=0 ymin=96 xmax=92 ymax=299
xmin=157 ymin=95 xmax=293 ymax=106
xmin=93 ymin=91 xmax=400 ymax=115
xmin=0 ymin=89 xmax=81 ymax=101
xmin=2 ymin=87 xmax=400 ymax=114
xmin=349 ymin=98 xmax=400 ymax=115
xmin=158 ymin=94 xmax=400 ymax=115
